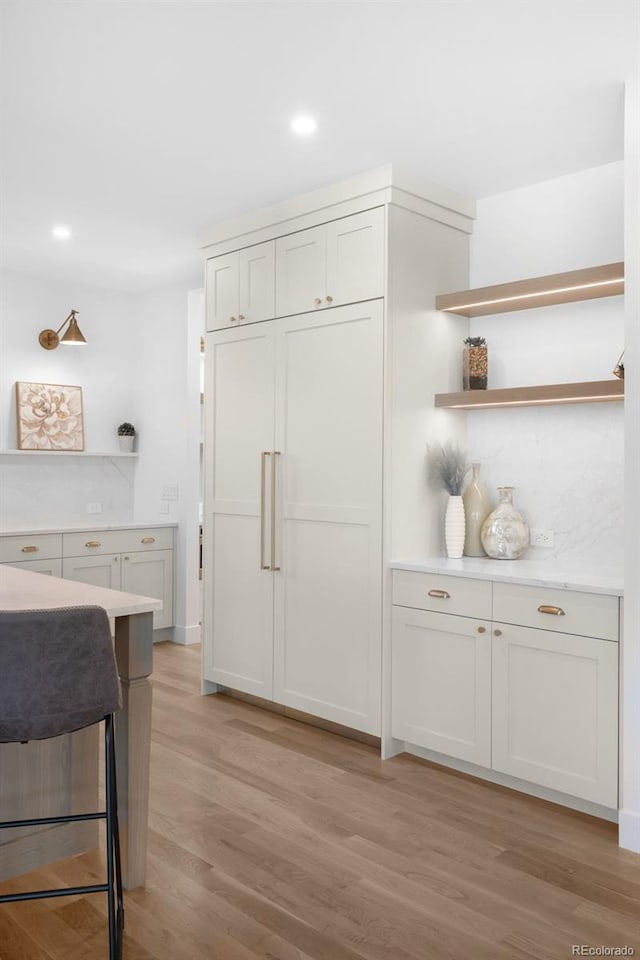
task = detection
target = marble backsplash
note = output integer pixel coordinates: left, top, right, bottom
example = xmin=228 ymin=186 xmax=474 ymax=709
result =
xmin=466 ymin=402 xmax=623 ymax=570
xmin=0 ymin=456 xmax=135 ymax=530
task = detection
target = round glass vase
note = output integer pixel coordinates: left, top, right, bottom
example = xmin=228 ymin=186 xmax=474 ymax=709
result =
xmin=480 ymin=486 xmax=530 ymax=560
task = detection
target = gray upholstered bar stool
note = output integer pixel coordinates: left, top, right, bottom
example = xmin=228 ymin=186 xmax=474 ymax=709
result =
xmin=0 ymin=605 xmax=124 ymax=960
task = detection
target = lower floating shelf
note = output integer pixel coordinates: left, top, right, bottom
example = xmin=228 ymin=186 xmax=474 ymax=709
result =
xmin=435 ymin=379 xmax=624 ymax=410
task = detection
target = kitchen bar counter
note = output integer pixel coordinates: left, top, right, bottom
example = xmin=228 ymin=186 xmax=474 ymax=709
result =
xmin=389 ymin=557 xmax=623 ymax=597
xmin=0 ymin=565 xmax=161 ymax=889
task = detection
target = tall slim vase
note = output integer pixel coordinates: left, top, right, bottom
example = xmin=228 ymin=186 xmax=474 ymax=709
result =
xmin=445 ymin=495 xmax=465 ymax=559
xmin=462 ymin=463 xmax=491 ymax=557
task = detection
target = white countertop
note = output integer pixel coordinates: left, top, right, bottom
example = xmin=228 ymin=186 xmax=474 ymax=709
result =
xmin=0 ymin=565 xmax=162 ymax=617
xmin=390 ymin=557 xmax=624 ymax=597
xmin=0 ymin=522 xmax=178 ymax=536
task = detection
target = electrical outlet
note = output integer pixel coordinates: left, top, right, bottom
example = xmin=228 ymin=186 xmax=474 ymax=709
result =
xmin=531 ymin=528 xmax=554 ymax=548
xmin=159 ymin=501 xmax=170 ymax=515
xmin=86 ymin=502 xmax=103 ymax=514
xmin=161 ymin=483 xmax=179 ymax=501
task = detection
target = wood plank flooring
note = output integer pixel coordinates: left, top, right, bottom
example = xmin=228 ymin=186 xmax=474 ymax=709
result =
xmin=1 ymin=640 xmax=639 ymax=959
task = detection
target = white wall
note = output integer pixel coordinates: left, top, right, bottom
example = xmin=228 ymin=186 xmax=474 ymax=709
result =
xmin=131 ymin=282 xmax=202 ymax=644
xmin=0 ymin=269 xmax=137 ymax=527
xmin=467 ymin=161 xmax=624 ymax=568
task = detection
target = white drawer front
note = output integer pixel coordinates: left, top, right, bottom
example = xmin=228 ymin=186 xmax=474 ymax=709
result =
xmin=1 ymin=558 xmax=63 ymax=576
xmin=492 ymin=582 xmax=618 ymax=642
xmin=0 ymin=534 xmax=62 ymax=563
xmin=392 ymin=570 xmax=491 ymax=620
xmin=63 ymin=527 xmax=174 ymax=557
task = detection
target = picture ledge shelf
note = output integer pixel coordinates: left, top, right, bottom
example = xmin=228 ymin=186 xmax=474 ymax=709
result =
xmin=435 ymin=379 xmax=624 ymax=410
xmin=435 ymin=262 xmax=624 ymax=317
xmin=0 ymin=450 xmax=139 ymax=458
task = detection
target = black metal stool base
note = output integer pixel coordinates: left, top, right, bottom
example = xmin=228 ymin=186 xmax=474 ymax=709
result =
xmin=0 ymin=714 xmax=124 ymax=960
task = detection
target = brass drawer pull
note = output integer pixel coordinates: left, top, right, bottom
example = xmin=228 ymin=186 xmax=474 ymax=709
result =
xmin=21 ymin=545 xmax=39 ymax=553
xmin=477 ymin=626 xmax=486 ymax=634
xmin=85 ymin=541 xmax=101 ymax=548
xmin=428 ymin=589 xmax=450 ymax=599
xmin=538 ymin=604 xmax=565 ymax=616
xmin=141 ymin=537 xmax=156 ymax=544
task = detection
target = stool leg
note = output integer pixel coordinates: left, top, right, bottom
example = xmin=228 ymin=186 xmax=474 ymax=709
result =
xmin=104 ymin=716 xmax=118 ymax=960
xmin=108 ymin=714 xmax=125 ymax=950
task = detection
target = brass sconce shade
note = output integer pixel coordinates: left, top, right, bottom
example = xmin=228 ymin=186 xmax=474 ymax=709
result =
xmin=39 ymin=309 xmax=87 ymax=350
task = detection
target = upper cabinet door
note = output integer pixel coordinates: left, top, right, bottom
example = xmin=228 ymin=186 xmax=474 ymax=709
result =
xmin=275 ymin=225 xmax=326 ymax=317
xmin=206 ymin=252 xmax=240 ymax=331
xmin=239 ymin=241 xmax=276 ymax=325
xmin=325 ymin=207 xmax=385 ymax=307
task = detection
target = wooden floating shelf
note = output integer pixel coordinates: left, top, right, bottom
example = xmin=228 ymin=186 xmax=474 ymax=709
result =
xmin=435 ymin=262 xmax=624 ymax=317
xmin=0 ymin=450 xmax=139 ymax=458
xmin=435 ymin=379 xmax=624 ymax=410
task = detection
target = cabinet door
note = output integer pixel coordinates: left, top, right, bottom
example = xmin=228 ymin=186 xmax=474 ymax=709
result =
xmin=203 ymin=323 xmax=276 ymax=698
xmin=205 ymin=252 xmax=239 ymax=331
xmin=275 ymin=225 xmax=326 ymax=318
xmin=492 ymin=623 xmax=618 ymax=807
xmin=325 ymin=207 xmax=385 ymax=307
xmin=273 ymin=302 xmax=383 ymax=734
xmin=391 ymin=607 xmax=491 ymax=766
xmin=239 ymin=241 xmax=275 ymax=325
xmin=1 ymin=558 xmax=62 ymax=576
xmin=62 ymin=554 xmax=121 ymax=590
xmin=122 ymin=549 xmax=174 ymax=630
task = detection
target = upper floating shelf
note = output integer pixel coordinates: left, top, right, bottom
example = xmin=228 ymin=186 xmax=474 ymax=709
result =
xmin=435 ymin=262 xmax=624 ymax=317
xmin=435 ymin=379 xmax=624 ymax=410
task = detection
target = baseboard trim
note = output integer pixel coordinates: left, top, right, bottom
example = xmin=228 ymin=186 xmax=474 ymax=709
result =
xmin=619 ymin=809 xmax=640 ymax=852
xmin=218 ymin=687 xmax=381 ymax=748
xmin=172 ymin=623 xmax=202 ymax=645
xmin=405 ymin=743 xmax=618 ymax=823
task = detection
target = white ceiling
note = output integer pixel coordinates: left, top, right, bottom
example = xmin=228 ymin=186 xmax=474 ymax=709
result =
xmin=1 ymin=0 xmax=638 ymax=292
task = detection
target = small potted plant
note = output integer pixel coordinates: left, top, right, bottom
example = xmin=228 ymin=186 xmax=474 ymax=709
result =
xmin=117 ymin=422 xmax=136 ymax=453
xmin=463 ymin=336 xmax=488 ymax=390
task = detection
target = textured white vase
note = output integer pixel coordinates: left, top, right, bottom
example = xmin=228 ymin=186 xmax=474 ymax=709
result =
xmin=445 ymin=495 xmax=465 ymax=559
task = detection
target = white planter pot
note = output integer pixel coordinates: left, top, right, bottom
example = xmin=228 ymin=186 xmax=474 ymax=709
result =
xmin=445 ymin=495 xmax=465 ymax=559
xmin=118 ymin=435 xmax=135 ymax=453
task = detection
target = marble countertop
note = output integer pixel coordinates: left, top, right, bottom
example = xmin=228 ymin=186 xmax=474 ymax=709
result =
xmin=0 ymin=565 xmax=162 ymax=617
xmin=389 ymin=557 xmax=624 ymax=596
xmin=0 ymin=522 xmax=178 ymax=536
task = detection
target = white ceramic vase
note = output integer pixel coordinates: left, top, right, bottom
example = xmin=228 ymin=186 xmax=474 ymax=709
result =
xmin=462 ymin=463 xmax=491 ymax=557
xmin=445 ymin=495 xmax=465 ymax=559
xmin=118 ymin=435 xmax=135 ymax=453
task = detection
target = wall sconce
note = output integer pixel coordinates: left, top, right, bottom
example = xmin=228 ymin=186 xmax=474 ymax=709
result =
xmin=39 ymin=309 xmax=87 ymax=350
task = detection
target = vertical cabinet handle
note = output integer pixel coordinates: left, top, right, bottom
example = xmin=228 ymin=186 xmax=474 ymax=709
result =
xmin=260 ymin=452 xmax=271 ymax=570
xmin=271 ymin=451 xmax=281 ymax=572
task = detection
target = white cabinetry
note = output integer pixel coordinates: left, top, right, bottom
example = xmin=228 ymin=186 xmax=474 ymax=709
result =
xmin=275 ymin=208 xmax=385 ymax=318
xmin=0 ymin=526 xmax=175 ymax=631
xmin=391 ymin=569 xmax=620 ymax=811
xmin=392 ymin=607 xmax=491 ymax=765
xmin=492 ymin=623 xmax=618 ymax=807
xmin=204 ymin=301 xmax=383 ymax=733
xmin=206 ymin=241 xmax=275 ymax=331
xmin=201 ymin=168 xmax=473 ymax=737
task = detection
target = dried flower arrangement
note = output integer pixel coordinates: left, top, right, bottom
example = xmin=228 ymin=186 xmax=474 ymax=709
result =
xmin=426 ymin=442 xmax=469 ymax=496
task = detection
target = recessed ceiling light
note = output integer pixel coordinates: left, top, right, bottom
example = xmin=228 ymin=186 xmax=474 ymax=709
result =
xmin=51 ymin=225 xmax=72 ymax=241
xmin=290 ymin=114 xmax=317 ymax=136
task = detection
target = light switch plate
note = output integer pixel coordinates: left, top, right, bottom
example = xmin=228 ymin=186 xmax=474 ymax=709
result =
xmin=161 ymin=483 xmax=179 ymax=501
xmin=86 ymin=502 xmax=103 ymax=514
xmin=159 ymin=501 xmax=170 ymax=515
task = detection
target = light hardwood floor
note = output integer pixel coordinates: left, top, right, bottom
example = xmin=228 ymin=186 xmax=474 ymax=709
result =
xmin=1 ymin=641 xmax=640 ymax=959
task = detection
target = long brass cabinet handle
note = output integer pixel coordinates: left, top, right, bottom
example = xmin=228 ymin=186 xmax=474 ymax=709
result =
xmin=85 ymin=541 xmax=101 ymax=548
xmin=538 ymin=604 xmax=566 ymax=616
xmin=21 ymin=545 xmax=39 ymax=553
xmin=271 ymin=451 xmax=281 ymax=572
xmin=141 ymin=537 xmax=156 ymax=544
xmin=428 ymin=589 xmax=450 ymax=599
xmin=260 ymin=452 xmax=271 ymax=570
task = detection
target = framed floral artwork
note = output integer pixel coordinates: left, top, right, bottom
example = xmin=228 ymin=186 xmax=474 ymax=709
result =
xmin=15 ymin=382 xmax=84 ymax=451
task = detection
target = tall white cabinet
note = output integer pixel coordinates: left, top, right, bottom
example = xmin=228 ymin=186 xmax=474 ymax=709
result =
xmin=201 ymin=167 xmax=474 ymax=736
